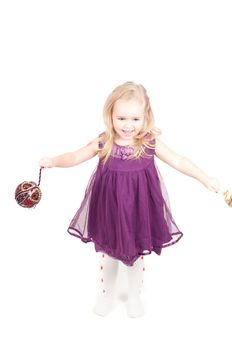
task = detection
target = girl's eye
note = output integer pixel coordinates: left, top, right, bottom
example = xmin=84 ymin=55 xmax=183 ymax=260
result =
xmin=116 ymin=117 xmax=141 ymax=121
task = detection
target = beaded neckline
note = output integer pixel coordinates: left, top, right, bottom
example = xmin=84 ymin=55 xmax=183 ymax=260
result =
xmin=114 ymin=143 xmax=134 ymax=147
xmin=112 ymin=143 xmax=135 ymax=160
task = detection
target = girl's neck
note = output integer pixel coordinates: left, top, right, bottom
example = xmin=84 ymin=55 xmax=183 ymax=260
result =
xmin=114 ymin=138 xmax=135 ymax=146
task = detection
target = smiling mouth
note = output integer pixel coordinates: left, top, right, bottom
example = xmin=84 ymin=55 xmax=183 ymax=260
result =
xmin=122 ymin=129 xmax=135 ymax=134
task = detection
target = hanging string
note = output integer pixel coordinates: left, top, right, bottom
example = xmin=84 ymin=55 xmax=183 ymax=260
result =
xmin=38 ymin=167 xmax=43 ymax=186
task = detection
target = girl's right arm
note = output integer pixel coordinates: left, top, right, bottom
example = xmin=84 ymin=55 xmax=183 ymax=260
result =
xmin=39 ymin=137 xmax=100 ymax=168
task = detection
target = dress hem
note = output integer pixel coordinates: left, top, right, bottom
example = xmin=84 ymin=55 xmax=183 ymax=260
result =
xmin=67 ymin=227 xmax=183 ymax=266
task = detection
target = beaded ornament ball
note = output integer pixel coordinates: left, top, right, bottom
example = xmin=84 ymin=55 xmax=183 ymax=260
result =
xmin=15 ymin=168 xmax=43 ymax=208
xmin=15 ymin=181 xmax=42 ymax=208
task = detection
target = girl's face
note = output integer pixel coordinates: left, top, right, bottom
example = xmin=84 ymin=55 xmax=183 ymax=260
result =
xmin=112 ymin=98 xmax=145 ymax=144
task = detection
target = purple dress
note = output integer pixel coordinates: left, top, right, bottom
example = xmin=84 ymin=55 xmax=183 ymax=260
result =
xmin=68 ymin=142 xmax=183 ymax=266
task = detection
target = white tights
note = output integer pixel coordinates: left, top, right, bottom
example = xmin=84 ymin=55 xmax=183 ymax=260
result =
xmin=93 ymin=253 xmax=145 ymax=317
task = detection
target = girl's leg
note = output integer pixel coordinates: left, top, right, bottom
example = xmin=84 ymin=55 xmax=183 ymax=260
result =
xmin=93 ymin=253 xmax=119 ymax=316
xmin=126 ymin=256 xmax=145 ymax=317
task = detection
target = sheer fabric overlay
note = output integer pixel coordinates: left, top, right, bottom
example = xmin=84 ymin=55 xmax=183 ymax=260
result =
xmin=68 ymin=139 xmax=183 ymax=266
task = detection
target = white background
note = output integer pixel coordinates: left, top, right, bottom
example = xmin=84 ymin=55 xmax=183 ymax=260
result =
xmin=0 ymin=0 xmax=232 ymax=349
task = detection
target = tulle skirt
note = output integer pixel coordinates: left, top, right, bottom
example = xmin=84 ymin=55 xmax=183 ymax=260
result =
xmin=68 ymin=157 xmax=183 ymax=266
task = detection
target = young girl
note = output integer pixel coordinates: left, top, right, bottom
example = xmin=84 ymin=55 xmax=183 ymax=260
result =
xmin=39 ymin=81 xmax=220 ymax=318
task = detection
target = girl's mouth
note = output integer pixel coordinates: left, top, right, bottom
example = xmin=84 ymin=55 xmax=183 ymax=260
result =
xmin=122 ymin=129 xmax=135 ymax=136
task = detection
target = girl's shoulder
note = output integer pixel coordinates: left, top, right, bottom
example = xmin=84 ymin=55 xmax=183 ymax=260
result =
xmin=85 ymin=134 xmax=104 ymax=153
xmin=98 ymin=132 xmax=107 ymax=149
xmin=144 ymin=131 xmax=156 ymax=144
xmin=86 ymin=132 xmax=106 ymax=153
xmin=143 ymin=132 xmax=156 ymax=153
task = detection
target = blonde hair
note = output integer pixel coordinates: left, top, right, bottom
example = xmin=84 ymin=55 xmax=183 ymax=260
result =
xmin=100 ymin=81 xmax=161 ymax=163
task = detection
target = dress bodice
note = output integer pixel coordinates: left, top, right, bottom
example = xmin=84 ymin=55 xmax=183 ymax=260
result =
xmin=99 ymin=143 xmax=155 ymax=172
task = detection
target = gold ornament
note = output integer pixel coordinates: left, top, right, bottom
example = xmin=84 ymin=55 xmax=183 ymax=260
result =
xmin=223 ymin=190 xmax=232 ymax=208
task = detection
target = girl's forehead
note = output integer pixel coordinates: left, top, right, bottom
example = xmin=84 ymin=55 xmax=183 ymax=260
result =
xmin=112 ymin=98 xmax=145 ymax=116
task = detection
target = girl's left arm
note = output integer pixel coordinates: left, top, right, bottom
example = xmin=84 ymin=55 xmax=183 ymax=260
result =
xmin=155 ymin=139 xmax=220 ymax=192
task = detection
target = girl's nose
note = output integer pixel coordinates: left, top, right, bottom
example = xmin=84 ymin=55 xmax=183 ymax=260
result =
xmin=125 ymin=120 xmax=133 ymax=128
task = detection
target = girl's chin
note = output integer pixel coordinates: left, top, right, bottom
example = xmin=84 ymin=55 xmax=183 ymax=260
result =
xmin=121 ymin=131 xmax=136 ymax=138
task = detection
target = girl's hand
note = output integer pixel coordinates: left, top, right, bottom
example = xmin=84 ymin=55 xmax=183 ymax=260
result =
xmin=204 ymin=177 xmax=220 ymax=193
xmin=39 ymin=157 xmax=54 ymax=168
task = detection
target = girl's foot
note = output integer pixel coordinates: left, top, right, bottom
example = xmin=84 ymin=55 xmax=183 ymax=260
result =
xmin=93 ymin=295 xmax=114 ymax=316
xmin=126 ymin=296 xmax=144 ymax=318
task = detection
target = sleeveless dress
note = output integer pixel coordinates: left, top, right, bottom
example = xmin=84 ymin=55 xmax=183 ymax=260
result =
xmin=68 ymin=141 xmax=183 ymax=266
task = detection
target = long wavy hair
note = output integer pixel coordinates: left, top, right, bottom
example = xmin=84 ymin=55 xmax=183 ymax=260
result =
xmin=99 ymin=81 xmax=161 ymax=163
